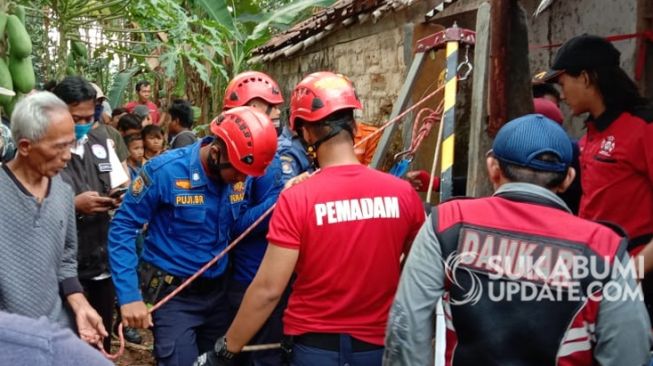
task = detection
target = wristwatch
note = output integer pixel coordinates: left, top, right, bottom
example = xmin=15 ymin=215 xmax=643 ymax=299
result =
xmin=214 ymin=336 xmax=236 ymax=360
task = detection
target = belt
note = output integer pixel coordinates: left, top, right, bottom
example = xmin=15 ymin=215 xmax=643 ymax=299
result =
xmin=293 ymin=333 xmax=383 ymax=352
xmin=141 ymin=262 xmax=224 ymax=295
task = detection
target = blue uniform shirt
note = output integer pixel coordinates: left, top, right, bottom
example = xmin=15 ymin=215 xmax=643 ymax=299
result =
xmin=229 ymin=129 xmax=312 ymax=284
xmin=109 ymin=137 xmax=233 ymax=305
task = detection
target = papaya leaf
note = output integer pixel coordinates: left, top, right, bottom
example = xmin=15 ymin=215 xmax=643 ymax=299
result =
xmin=107 ymin=66 xmax=140 ymax=108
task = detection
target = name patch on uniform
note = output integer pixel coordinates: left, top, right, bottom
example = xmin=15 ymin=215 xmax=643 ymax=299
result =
xmin=314 ymin=196 xmax=400 ymax=226
xmin=230 ymin=182 xmax=245 ymax=204
xmin=175 ymin=194 xmax=205 ymax=205
xmin=98 ymin=163 xmax=112 ymax=172
xmin=175 ymin=179 xmax=191 ymax=190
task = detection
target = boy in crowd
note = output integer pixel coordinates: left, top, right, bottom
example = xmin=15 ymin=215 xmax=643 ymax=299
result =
xmin=124 ymin=134 xmax=144 ymax=181
xmin=117 ymin=114 xmax=142 ymax=138
xmin=142 ymin=125 xmax=164 ymax=161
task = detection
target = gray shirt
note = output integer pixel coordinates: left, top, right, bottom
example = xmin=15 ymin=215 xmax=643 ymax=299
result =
xmin=384 ymin=183 xmax=652 ymax=366
xmin=0 ymin=165 xmax=82 ymax=329
xmin=170 ymin=130 xmax=197 ymax=149
xmin=0 ymin=311 xmax=112 ymax=365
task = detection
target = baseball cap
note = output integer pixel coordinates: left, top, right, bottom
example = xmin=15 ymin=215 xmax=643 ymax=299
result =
xmin=492 ymin=114 xmax=572 ymax=172
xmin=133 ymin=105 xmax=150 ymax=119
xmin=90 ymin=82 xmax=106 ymax=100
xmin=540 ymin=34 xmax=620 ymax=82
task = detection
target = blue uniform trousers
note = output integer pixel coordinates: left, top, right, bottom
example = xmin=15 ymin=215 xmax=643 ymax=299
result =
xmin=291 ymin=335 xmax=383 ymax=366
xmin=228 ymin=278 xmax=289 ymax=366
xmin=152 ymin=277 xmax=232 ymax=366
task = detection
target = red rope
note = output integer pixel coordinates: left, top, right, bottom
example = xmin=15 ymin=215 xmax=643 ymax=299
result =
xmin=406 ymin=101 xmax=444 ymax=157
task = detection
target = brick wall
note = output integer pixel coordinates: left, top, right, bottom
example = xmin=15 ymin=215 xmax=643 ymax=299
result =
xmin=264 ymin=1 xmax=442 ymax=124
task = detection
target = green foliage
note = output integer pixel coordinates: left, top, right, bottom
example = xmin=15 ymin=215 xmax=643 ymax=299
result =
xmin=107 ymin=66 xmax=140 ymax=108
xmin=10 ymin=0 xmax=334 ymax=120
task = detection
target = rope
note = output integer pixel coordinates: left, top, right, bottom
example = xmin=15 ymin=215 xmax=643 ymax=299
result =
xmin=355 ymin=82 xmax=445 ymax=149
xmin=100 ymin=204 xmax=277 ymax=359
xmin=104 ymin=78 xmax=448 ymax=360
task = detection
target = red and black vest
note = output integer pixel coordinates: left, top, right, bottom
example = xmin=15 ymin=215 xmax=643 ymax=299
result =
xmin=432 ymin=191 xmax=626 ymax=366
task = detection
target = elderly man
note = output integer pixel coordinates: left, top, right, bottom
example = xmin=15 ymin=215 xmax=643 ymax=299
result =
xmin=0 ymin=91 xmax=107 ymax=346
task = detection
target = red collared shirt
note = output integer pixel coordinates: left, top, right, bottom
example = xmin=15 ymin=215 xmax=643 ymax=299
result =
xmin=578 ymin=110 xmax=653 ymax=251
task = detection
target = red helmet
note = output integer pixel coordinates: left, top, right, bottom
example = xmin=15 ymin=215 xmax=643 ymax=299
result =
xmin=223 ymin=71 xmax=284 ymax=110
xmin=289 ymin=71 xmax=362 ymax=130
xmin=210 ymin=106 xmax=278 ymax=177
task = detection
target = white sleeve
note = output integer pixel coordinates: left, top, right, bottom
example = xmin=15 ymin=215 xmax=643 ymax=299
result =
xmin=107 ymin=139 xmax=128 ymax=188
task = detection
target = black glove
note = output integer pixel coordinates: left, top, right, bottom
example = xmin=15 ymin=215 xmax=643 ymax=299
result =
xmin=193 ymin=336 xmax=236 ymax=366
xmin=193 ymin=350 xmax=232 ymax=366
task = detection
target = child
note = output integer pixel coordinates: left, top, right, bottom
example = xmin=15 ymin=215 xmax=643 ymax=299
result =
xmin=117 ymin=113 xmax=142 ymax=137
xmin=124 ymin=133 xmax=144 ymax=181
xmin=133 ymin=105 xmax=153 ymax=127
xmin=142 ymin=125 xmax=164 ymax=160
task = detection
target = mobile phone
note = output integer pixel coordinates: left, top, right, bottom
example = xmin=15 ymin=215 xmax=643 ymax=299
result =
xmin=109 ymin=187 xmax=128 ymax=199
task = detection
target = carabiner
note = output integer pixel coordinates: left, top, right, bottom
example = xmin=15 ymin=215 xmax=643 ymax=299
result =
xmin=457 ymin=45 xmax=473 ymax=81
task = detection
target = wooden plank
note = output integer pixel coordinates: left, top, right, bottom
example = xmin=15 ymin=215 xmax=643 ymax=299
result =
xmin=465 ymin=2 xmax=493 ymax=197
xmin=370 ymin=51 xmax=426 ymax=169
xmin=488 ymin=0 xmax=511 ymax=136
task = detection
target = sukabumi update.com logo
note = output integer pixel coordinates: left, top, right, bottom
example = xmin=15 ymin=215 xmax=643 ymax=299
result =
xmin=444 ymin=250 xmax=644 ymax=305
xmin=443 ymin=227 xmax=645 ymax=305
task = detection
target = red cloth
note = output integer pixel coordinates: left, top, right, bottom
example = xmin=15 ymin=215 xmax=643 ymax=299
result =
xmin=579 ymin=112 xmax=653 ymax=250
xmin=124 ymin=100 xmax=160 ymax=125
xmin=267 ymin=164 xmax=425 ymax=345
xmin=533 ymin=98 xmax=564 ymax=125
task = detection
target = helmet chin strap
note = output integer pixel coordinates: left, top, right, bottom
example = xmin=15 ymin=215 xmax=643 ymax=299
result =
xmin=206 ymin=146 xmax=234 ymax=183
xmin=305 ymin=121 xmax=354 ymax=167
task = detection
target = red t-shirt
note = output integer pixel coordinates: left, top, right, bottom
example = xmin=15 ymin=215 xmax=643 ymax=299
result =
xmin=124 ymin=100 xmax=160 ymax=125
xmin=267 ymin=164 xmax=425 ymax=345
xmin=579 ymin=111 xmax=653 ymax=253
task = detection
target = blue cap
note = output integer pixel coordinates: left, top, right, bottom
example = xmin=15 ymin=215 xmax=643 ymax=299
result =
xmin=492 ymin=114 xmax=573 ymax=172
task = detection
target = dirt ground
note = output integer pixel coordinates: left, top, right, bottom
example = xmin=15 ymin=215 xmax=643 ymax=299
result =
xmin=112 ymin=328 xmax=155 ymax=366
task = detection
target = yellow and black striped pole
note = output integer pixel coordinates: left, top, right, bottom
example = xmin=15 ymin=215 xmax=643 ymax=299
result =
xmin=439 ymin=38 xmax=458 ymax=202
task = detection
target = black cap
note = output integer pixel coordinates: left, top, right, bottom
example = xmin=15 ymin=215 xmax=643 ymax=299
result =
xmin=541 ymin=34 xmax=621 ymax=82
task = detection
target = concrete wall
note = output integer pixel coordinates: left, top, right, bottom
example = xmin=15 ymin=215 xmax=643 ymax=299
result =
xmin=265 ymin=1 xmax=442 ymax=124
xmin=522 ymin=0 xmax=639 ymax=76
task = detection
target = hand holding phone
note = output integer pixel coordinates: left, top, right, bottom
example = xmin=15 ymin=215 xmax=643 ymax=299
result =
xmin=109 ymin=187 xmax=128 ymax=199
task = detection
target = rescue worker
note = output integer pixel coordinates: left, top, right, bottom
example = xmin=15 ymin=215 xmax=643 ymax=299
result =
xmin=195 ymin=72 xmax=425 ymax=366
xmin=223 ymin=71 xmax=311 ymax=366
xmin=108 ymin=106 xmax=278 ymax=366
xmin=52 ymin=76 xmax=129 ymax=352
xmin=384 ymin=114 xmax=651 ymax=365
xmin=540 ymin=34 xmax=653 ymax=316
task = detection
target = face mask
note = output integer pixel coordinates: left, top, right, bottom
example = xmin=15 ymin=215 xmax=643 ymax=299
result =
xmin=75 ymin=123 xmax=94 ymax=141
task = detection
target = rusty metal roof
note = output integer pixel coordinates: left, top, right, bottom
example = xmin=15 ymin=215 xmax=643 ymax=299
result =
xmin=250 ymin=0 xmax=413 ymax=63
xmin=250 ymin=0 xmax=462 ymax=64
